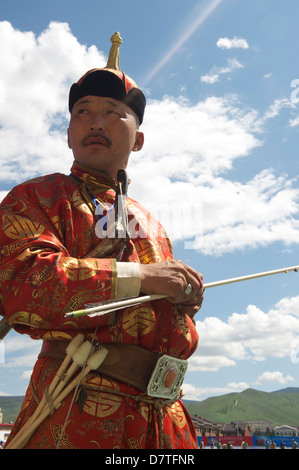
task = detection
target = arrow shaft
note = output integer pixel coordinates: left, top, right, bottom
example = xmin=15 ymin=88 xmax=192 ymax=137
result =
xmin=203 ymin=265 xmax=299 ymax=289
xmin=64 ymin=265 xmax=299 ymax=318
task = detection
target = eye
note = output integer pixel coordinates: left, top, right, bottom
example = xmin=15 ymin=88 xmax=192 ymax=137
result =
xmin=107 ymin=109 xmax=120 ymax=116
xmin=107 ymin=106 xmax=126 ymax=118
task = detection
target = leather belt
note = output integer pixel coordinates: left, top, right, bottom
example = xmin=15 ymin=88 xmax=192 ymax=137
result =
xmin=39 ymin=340 xmax=188 ymax=400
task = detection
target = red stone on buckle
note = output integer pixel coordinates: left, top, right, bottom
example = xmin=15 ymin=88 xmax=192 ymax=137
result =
xmin=164 ymin=368 xmax=177 ymax=388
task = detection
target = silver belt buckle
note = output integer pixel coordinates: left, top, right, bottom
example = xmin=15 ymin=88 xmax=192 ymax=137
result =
xmin=147 ymin=355 xmax=188 ymax=399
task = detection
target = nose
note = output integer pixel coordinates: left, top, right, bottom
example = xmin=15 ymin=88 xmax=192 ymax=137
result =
xmin=89 ymin=111 xmax=106 ymax=132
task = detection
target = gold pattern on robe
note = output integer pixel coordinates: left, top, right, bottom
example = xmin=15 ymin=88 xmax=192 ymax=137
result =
xmin=26 ymin=264 xmax=53 ymax=288
xmin=82 ymin=376 xmax=122 ymax=418
xmin=121 ymin=305 xmax=156 ymax=337
xmin=0 ymin=240 xmax=27 ymax=257
xmin=43 ymin=330 xmax=75 ymax=341
xmin=51 ymin=423 xmax=79 ymax=449
xmin=50 ymin=215 xmax=63 ymax=239
xmin=62 ymin=289 xmax=106 ymax=315
xmin=0 ymin=266 xmax=16 ymax=284
xmin=176 ymin=314 xmax=192 ymax=342
xmin=59 ymin=258 xmax=100 ymax=281
xmin=9 ymin=311 xmax=52 ymax=329
xmin=134 ymin=239 xmax=163 ymax=264
xmin=2 ymin=195 xmax=27 ymax=213
xmin=16 ymin=247 xmax=51 ymax=262
xmin=136 ymin=401 xmax=150 ymax=421
xmin=71 ymin=188 xmax=93 ymax=215
xmin=2 ymin=214 xmax=45 ymax=239
xmin=167 ymin=401 xmax=187 ymax=428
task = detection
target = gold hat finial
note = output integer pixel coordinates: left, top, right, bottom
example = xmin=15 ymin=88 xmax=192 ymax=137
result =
xmin=105 ymin=32 xmax=122 ymax=70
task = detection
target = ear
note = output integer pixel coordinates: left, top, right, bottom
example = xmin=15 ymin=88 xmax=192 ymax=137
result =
xmin=67 ymin=128 xmax=72 ymax=149
xmin=132 ymin=131 xmax=144 ymax=152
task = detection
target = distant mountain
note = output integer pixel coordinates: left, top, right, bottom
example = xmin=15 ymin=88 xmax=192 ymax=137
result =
xmin=271 ymin=387 xmax=299 ymax=394
xmin=0 ymin=396 xmax=24 ymax=423
xmin=183 ymin=388 xmax=299 ymax=427
xmin=1 ymin=387 xmax=299 ymax=426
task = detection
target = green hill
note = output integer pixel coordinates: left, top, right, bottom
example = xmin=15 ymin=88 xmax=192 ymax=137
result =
xmin=1 ymin=387 xmax=299 ymax=427
xmin=0 ymin=396 xmax=24 ymax=423
xmin=183 ymin=388 xmax=299 ymax=427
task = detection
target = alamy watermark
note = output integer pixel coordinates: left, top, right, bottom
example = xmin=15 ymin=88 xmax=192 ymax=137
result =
xmin=94 ymin=197 xmax=204 ymax=250
xmin=290 ymin=79 xmax=299 ymax=104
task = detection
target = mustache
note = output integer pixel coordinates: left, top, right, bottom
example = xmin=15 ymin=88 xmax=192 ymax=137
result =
xmin=82 ymin=133 xmax=112 ymax=147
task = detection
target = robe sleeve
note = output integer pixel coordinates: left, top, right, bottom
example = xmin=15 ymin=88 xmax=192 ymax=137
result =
xmin=0 ymin=178 xmax=120 ymax=336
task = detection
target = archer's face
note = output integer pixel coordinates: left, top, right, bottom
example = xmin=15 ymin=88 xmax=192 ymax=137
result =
xmin=67 ymin=95 xmax=144 ymax=179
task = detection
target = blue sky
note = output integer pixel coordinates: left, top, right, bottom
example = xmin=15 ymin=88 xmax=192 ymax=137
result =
xmin=0 ymin=0 xmax=299 ymax=403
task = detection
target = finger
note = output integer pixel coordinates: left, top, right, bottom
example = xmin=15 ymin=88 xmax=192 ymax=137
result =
xmin=183 ymin=292 xmax=204 ymax=308
xmin=177 ymin=302 xmax=202 ymax=317
xmin=182 ymin=277 xmax=204 ymax=304
xmin=180 ymin=261 xmax=203 ymax=284
xmin=180 ymin=265 xmax=203 ymax=294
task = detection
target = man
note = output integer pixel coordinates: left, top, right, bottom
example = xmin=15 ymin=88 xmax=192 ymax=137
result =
xmin=2 ymin=33 xmax=203 ymax=449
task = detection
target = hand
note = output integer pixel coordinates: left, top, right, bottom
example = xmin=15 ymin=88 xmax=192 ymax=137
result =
xmin=139 ymin=260 xmax=204 ymax=317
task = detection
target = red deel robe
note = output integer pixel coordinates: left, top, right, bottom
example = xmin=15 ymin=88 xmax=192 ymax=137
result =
xmin=1 ymin=162 xmax=199 ymax=449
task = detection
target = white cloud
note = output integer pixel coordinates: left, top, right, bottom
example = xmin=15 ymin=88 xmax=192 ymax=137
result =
xmin=200 ymin=73 xmax=219 ymax=84
xmin=0 ymin=191 xmax=8 ymax=201
xmin=182 ymin=381 xmax=249 ymax=401
xmin=255 ymin=371 xmax=294 ymax=386
xmin=217 ymin=37 xmax=249 ymax=50
xmin=195 ymin=173 xmax=299 ymax=255
xmin=21 ymin=370 xmax=34 ymax=380
xmin=262 ymin=98 xmax=296 ymax=122
xmin=289 ymin=116 xmax=299 ymax=127
xmin=200 ymin=57 xmax=243 ymax=84
xmin=131 ymin=95 xmax=259 ymax=177
xmin=189 ymin=294 xmax=299 ymax=373
xmin=0 ymin=21 xmax=298 ymax=259
xmin=0 ymin=20 xmax=106 ymax=183
xmin=2 ymin=334 xmax=42 ymax=373
xmin=188 ymin=354 xmax=236 ymax=372
xmin=4 ymin=335 xmax=42 ymax=354
xmin=129 ymin=95 xmax=299 ymax=254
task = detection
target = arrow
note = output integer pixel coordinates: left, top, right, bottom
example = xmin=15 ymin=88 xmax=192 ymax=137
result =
xmin=64 ymin=265 xmax=299 ymax=319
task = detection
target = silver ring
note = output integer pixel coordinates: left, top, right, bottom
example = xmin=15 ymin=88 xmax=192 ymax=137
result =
xmin=184 ymin=283 xmax=192 ymax=295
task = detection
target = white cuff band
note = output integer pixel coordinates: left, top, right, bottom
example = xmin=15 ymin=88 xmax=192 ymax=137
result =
xmin=116 ymin=262 xmax=141 ymax=299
